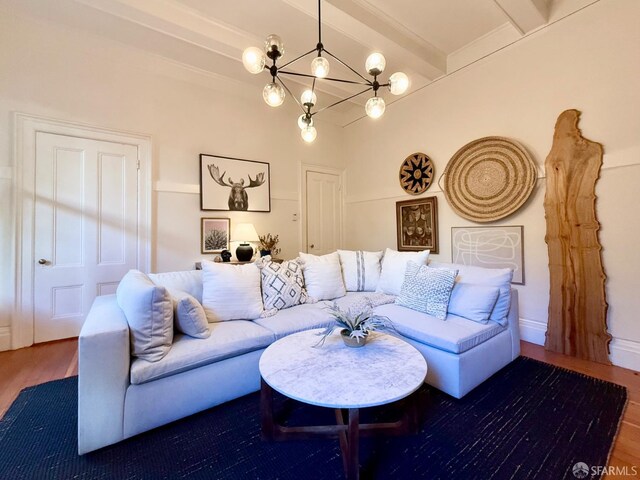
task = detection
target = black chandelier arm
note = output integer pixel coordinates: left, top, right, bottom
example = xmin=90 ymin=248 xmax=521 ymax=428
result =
xmin=277 ymin=70 xmax=371 ymax=86
xmin=275 ymin=77 xmax=307 ymax=114
xmin=278 ymin=47 xmax=318 ymax=70
xmin=311 ymin=87 xmax=372 ymax=115
xmin=322 ymin=48 xmax=372 ymax=84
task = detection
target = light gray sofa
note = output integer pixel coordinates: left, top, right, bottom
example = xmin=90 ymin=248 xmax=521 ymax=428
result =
xmin=78 ymin=269 xmax=520 ymax=454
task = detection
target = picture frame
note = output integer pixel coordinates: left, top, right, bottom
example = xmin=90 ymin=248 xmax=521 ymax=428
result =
xmin=201 ymin=218 xmax=231 ymax=254
xmin=396 ymin=196 xmax=439 ymax=254
xmin=200 ymin=154 xmax=271 ymax=212
xmin=451 ymin=225 xmax=525 ymax=284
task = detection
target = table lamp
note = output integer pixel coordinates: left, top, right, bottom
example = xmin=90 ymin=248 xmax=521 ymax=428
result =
xmin=232 ymin=223 xmax=260 ymax=261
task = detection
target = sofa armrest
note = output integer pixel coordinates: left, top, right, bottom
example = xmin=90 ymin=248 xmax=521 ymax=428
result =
xmin=507 ymin=289 xmax=521 ymax=359
xmin=78 ymin=295 xmax=130 ymax=454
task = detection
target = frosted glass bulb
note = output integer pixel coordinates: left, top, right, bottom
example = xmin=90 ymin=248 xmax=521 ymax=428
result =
xmin=389 ymin=72 xmax=409 ymax=95
xmin=311 ymin=57 xmax=330 ymax=78
xmin=264 ymin=34 xmax=284 ymax=58
xmin=301 ymin=125 xmax=317 ymax=143
xmin=263 ymin=82 xmax=285 ymax=107
xmin=297 ymin=114 xmax=314 ymax=129
xmin=365 ymin=52 xmax=386 ymax=75
xmin=300 ymin=89 xmax=317 ymax=106
xmin=365 ymin=96 xmax=385 ymax=119
xmin=242 ymin=47 xmax=266 ymax=74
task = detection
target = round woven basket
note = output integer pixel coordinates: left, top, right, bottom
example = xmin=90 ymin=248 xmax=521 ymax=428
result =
xmin=442 ymin=136 xmax=537 ymax=222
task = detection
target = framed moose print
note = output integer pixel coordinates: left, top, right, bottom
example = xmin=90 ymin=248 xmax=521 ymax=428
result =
xmin=396 ymin=196 xmax=439 ymax=254
xmin=200 ymin=154 xmax=271 ymax=212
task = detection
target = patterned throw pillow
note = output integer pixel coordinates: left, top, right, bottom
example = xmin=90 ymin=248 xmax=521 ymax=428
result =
xmin=257 ymin=257 xmax=308 ymax=316
xmin=395 ymin=262 xmax=458 ymax=320
xmin=337 ymin=250 xmax=383 ymax=292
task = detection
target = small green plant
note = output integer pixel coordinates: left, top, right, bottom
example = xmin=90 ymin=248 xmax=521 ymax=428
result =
xmin=314 ymin=302 xmax=395 ymax=347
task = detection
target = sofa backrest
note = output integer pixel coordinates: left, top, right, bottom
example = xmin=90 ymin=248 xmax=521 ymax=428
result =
xmin=148 ymin=270 xmax=203 ymax=304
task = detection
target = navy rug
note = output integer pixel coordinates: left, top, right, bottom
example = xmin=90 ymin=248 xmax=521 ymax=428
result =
xmin=0 ymin=357 xmax=627 ymax=480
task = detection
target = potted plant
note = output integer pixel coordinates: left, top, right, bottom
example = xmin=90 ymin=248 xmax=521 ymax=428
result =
xmin=258 ymin=233 xmax=281 ymax=258
xmin=315 ymin=302 xmax=395 ymax=348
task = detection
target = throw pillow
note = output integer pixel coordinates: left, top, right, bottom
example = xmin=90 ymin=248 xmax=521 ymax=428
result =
xmin=256 ymin=256 xmax=308 ymax=316
xmin=447 ymin=283 xmax=500 ymax=324
xmin=298 ymin=251 xmax=346 ymax=302
xmin=377 ymin=248 xmax=430 ymax=295
xmin=148 ymin=270 xmax=203 ymax=304
xmin=395 ymin=262 xmax=458 ymax=320
xmin=201 ymin=260 xmax=263 ymax=322
xmin=116 ymin=270 xmax=173 ymax=362
xmin=337 ymin=250 xmax=383 ymax=292
xmin=166 ymin=288 xmax=210 ymax=339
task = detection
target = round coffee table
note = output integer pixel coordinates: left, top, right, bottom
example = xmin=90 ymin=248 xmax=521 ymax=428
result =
xmin=259 ymin=329 xmax=428 ymax=479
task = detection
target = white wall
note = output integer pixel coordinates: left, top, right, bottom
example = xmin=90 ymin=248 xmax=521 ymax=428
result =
xmin=343 ymin=0 xmax=640 ymax=370
xmin=0 ymin=6 xmax=345 ymax=349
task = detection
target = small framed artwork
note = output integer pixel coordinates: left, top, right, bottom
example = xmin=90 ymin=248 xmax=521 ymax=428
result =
xmin=200 ymin=154 xmax=271 ymax=212
xmin=396 ymin=196 xmax=439 ymax=254
xmin=201 ymin=218 xmax=230 ymax=254
xmin=451 ymin=225 xmax=525 ymax=284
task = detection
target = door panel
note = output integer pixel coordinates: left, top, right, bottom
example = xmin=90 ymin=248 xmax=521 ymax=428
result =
xmin=33 ymin=132 xmax=139 ymax=343
xmin=306 ymin=170 xmax=342 ymax=255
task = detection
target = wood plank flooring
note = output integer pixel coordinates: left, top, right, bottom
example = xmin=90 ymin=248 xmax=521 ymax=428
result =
xmin=0 ymin=340 xmax=637 ymax=477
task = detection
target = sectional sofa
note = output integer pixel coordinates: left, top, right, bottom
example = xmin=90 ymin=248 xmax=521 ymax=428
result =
xmin=78 ymin=251 xmax=520 ymax=454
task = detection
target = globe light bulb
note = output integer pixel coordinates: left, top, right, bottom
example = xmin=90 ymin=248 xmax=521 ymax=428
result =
xmin=242 ymin=47 xmax=266 ymax=74
xmin=311 ymin=57 xmax=330 ymax=78
xmin=365 ymin=96 xmax=386 ymax=119
xmin=301 ymin=125 xmax=317 ymax=143
xmin=389 ymin=72 xmax=409 ymax=95
xmin=365 ymin=52 xmax=386 ymax=75
xmin=263 ymin=82 xmax=285 ymax=107
xmin=264 ymin=34 xmax=284 ymax=58
xmin=300 ymin=89 xmax=317 ymax=106
xmin=297 ymin=114 xmax=314 ymax=129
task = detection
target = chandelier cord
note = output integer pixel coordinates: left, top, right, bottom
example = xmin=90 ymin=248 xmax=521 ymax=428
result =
xmin=318 ymin=0 xmax=322 ymax=46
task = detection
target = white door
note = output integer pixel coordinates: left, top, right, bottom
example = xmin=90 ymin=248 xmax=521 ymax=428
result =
xmin=33 ymin=132 xmax=139 ymax=343
xmin=305 ymin=170 xmax=342 ymax=254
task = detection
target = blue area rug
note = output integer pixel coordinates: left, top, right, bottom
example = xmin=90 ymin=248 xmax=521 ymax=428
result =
xmin=0 ymin=357 xmax=627 ymax=480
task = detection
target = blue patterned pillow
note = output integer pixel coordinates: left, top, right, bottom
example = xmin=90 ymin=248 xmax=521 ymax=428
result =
xmin=396 ymin=262 xmax=458 ymax=320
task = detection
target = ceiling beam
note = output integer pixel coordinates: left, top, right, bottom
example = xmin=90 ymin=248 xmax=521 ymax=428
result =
xmin=493 ymin=0 xmax=550 ymax=34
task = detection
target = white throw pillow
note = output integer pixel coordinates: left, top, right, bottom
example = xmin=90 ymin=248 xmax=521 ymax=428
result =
xmin=166 ymin=288 xmax=211 ymax=339
xmin=395 ymin=262 xmax=457 ymax=320
xmin=201 ymin=260 xmax=263 ymax=322
xmin=299 ymin=252 xmax=346 ymax=301
xmin=447 ymin=283 xmax=500 ymax=324
xmin=377 ymin=248 xmax=430 ymax=295
xmin=256 ymin=256 xmax=308 ymax=316
xmin=116 ymin=270 xmax=173 ymax=362
xmin=337 ymin=250 xmax=383 ymax=292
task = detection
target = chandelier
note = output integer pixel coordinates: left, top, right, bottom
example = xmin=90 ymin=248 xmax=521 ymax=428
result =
xmin=241 ymin=0 xmax=410 ymax=143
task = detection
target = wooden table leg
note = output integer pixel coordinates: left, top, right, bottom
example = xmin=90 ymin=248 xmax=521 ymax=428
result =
xmin=347 ymin=408 xmax=360 ymax=480
xmin=260 ymin=377 xmax=275 ymax=440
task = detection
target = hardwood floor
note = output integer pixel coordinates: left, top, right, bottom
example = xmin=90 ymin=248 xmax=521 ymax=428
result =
xmin=0 ymin=340 xmax=637 ymax=476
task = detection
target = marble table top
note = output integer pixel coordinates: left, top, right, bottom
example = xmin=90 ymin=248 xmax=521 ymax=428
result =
xmin=259 ymin=329 xmax=428 ymax=409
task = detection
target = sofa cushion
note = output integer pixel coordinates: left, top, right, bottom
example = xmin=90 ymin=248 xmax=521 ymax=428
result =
xmin=299 ymin=252 xmax=346 ymax=301
xmin=377 ymin=248 xmax=430 ymax=295
xmin=148 ymin=270 xmax=203 ymax=304
xmin=374 ymin=304 xmax=505 ymax=354
xmin=337 ymin=250 xmax=383 ymax=292
xmin=447 ymin=283 xmax=500 ymax=324
xmin=166 ymin=289 xmax=210 ymax=339
xmin=253 ymin=303 xmax=334 ymax=340
xmin=116 ymin=270 xmax=173 ymax=362
xmin=130 ymin=320 xmax=274 ymax=384
xmin=396 ymin=262 xmax=458 ymax=320
xmin=256 ymin=257 xmax=308 ymax=316
xmin=201 ymin=260 xmax=263 ymax=321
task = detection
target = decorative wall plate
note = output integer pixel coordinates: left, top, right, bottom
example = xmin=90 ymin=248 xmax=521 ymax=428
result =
xmin=442 ymin=137 xmax=537 ymax=222
xmin=399 ymin=152 xmax=434 ymax=195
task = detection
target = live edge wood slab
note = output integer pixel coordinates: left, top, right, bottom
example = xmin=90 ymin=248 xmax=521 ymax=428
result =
xmin=543 ymin=109 xmax=611 ymax=364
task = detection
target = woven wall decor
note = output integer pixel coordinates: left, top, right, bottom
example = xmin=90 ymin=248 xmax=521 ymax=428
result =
xmin=399 ymin=152 xmax=434 ymax=195
xmin=442 ymin=136 xmax=537 ymax=222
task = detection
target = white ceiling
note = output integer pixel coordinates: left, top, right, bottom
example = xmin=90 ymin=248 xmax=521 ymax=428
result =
xmin=5 ymin=0 xmax=596 ymax=126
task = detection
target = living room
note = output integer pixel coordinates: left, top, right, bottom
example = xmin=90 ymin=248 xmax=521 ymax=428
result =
xmin=0 ymin=0 xmax=638 ymax=478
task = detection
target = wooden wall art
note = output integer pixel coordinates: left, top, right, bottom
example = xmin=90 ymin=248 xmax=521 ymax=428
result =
xmin=543 ymin=109 xmax=611 ymax=364
xmin=399 ymin=152 xmax=434 ymax=195
xmin=396 ymin=197 xmax=439 ymax=254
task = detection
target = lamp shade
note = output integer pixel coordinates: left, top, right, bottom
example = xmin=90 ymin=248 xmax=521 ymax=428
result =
xmin=232 ymin=223 xmax=260 ymax=242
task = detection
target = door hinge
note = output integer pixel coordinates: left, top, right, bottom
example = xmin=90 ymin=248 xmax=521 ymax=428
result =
xmin=136 ymin=160 xmax=141 ymax=170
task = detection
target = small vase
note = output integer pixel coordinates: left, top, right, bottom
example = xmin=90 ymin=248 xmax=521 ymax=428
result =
xmin=260 ymin=249 xmax=271 ymax=257
xmin=341 ymin=329 xmax=367 ymax=348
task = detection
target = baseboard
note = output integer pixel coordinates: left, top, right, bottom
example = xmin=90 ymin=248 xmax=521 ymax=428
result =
xmin=0 ymin=326 xmax=11 ymax=351
xmin=519 ymin=318 xmax=546 ymax=346
xmin=610 ymin=339 xmax=640 ymax=372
